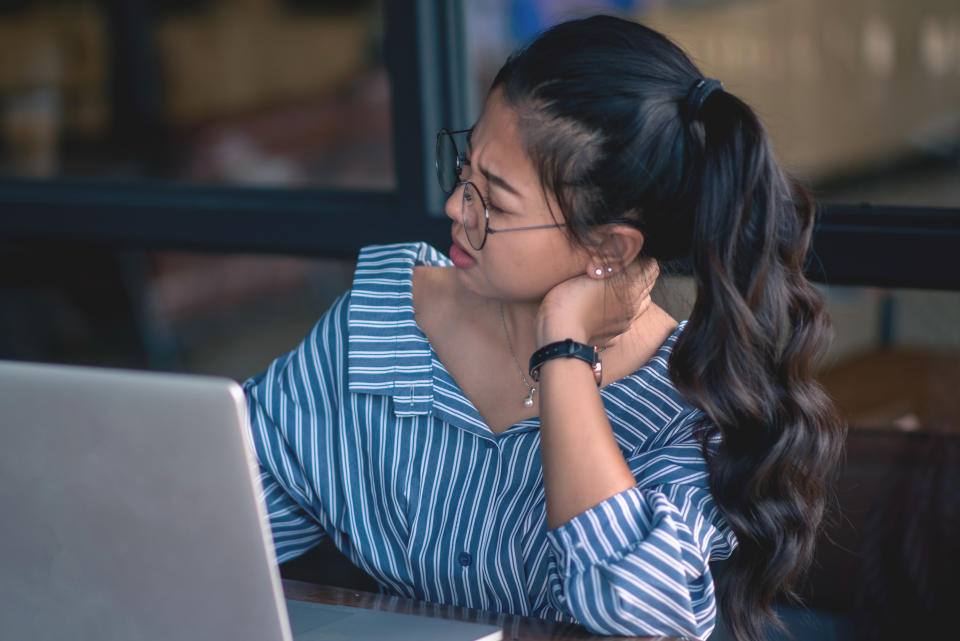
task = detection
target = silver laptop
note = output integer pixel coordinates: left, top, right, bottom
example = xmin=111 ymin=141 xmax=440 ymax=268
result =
xmin=0 ymin=360 xmax=501 ymax=641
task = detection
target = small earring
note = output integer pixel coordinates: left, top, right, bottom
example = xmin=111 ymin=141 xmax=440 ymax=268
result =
xmin=594 ymin=268 xmax=603 ymax=277
xmin=606 ymin=266 xmax=614 ymax=274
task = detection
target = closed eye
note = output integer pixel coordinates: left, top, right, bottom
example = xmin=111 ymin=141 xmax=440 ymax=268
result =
xmin=486 ymin=195 xmax=507 ymax=215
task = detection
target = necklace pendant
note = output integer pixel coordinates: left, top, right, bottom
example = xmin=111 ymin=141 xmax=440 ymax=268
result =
xmin=523 ymin=387 xmax=536 ymax=407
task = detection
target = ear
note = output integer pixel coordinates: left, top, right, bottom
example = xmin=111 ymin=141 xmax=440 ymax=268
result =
xmin=585 ymin=224 xmax=645 ymax=278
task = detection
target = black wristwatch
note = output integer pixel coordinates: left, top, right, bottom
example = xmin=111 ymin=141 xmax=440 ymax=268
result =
xmin=529 ymin=339 xmax=602 ymax=386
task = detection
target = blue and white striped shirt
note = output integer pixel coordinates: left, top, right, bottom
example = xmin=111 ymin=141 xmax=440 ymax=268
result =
xmin=243 ymin=242 xmax=736 ymax=639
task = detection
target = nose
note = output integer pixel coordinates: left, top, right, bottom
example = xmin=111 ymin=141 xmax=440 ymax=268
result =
xmin=443 ymin=183 xmax=461 ymax=223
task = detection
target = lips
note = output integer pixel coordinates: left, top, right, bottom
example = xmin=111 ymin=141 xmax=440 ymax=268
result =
xmin=449 ymin=237 xmax=476 ymax=269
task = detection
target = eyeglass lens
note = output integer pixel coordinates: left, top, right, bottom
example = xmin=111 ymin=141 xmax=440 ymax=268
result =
xmin=436 ymin=131 xmax=461 ymax=194
xmin=461 ymin=182 xmax=486 ymax=250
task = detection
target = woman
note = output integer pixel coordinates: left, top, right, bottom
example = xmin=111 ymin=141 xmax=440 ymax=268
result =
xmin=244 ymin=15 xmax=844 ymax=640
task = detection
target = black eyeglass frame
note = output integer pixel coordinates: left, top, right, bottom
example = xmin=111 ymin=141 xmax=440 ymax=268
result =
xmin=455 ymin=179 xmax=567 ymax=250
xmin=437 ymin=128 xmax=567 ymax=250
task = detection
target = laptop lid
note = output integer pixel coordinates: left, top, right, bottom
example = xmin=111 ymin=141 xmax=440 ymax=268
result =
xmin=0 ymin=360 xmax=292 ymax=641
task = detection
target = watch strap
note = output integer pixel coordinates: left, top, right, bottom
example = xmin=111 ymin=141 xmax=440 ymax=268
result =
xmin=529 ymin=339 xmax=602 ymax=386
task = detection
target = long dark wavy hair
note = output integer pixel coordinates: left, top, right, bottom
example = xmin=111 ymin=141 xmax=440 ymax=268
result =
xmin=492 ymin=15 xmax=845 ymax=641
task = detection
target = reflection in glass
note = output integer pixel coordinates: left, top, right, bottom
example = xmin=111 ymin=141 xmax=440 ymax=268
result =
xmin=0 ymin=0 xmax=392 ymax=189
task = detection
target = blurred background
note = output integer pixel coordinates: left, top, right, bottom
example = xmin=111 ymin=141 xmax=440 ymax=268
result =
xmin=1 ymin=1 xmax=958 ymax=640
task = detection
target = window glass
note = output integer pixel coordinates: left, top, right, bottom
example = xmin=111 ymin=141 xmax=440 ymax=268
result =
xmin=465 ymin=0 xmax=960 ymax=208
xmin=0 ymin=0 xmax=392 ymax=189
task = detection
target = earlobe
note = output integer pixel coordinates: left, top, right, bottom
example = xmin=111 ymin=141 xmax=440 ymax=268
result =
xmin=591 ymin=225 xmax=646 ymax=274
xmin=588 ymin=264 xmax=621 ymax=279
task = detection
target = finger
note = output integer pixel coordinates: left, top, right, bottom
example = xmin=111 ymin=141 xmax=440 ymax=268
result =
xmin=621 ymin=258 xmax=658 ymax=298
xmin=636 ymin=258 xmax=659 ymax=289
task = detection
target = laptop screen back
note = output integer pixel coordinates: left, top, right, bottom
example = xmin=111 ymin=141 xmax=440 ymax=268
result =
xmin=0 ymin=360 xmax=292 ymax=641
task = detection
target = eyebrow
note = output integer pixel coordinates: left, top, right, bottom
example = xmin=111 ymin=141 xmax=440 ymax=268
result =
xmin=465 ymin=131 xmax=522 ymax=197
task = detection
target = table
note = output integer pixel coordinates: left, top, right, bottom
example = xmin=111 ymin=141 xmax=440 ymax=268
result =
xmin=282 ymin=579 xmax=679 ymax=641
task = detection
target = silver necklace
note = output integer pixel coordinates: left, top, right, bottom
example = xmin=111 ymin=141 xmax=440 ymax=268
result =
xmin=499 ymin=302 xmax=536 ymax=407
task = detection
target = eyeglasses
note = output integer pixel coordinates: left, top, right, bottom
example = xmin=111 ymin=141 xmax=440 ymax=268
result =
xmin=436 ymin=128 xmax=566 ymax=250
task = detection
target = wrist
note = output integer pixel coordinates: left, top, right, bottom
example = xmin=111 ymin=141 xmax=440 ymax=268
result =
xmin=529 ymin=339 xmax=602 ymax=386
xmin=535 ymin=317 xmax=589 ymax=349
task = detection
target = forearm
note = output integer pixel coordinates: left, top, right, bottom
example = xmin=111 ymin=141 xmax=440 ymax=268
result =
xmin=537 ymin=354 xmax=636 ymax=529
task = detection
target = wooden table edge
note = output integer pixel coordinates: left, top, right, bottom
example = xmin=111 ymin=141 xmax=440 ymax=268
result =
xmin=281 ymin=579 xmax=680 ymax=641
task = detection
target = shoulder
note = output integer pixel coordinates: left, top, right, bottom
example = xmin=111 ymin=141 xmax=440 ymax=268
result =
xmin=606 ymin=322 xmax=692 ymax=428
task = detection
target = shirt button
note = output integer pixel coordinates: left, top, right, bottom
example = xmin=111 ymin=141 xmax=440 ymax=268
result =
xmin=457 ymin=552 xmax=473 ymax=567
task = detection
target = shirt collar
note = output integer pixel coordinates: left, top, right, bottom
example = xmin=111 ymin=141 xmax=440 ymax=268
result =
xmin=346 ymin=243 xmax=450 ymax=416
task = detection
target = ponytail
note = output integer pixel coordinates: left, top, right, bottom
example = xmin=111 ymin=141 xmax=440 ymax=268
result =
xmin=669 ymin=88 xmax=845 ymax=641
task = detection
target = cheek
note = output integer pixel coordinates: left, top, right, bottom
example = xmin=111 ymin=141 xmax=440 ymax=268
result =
xmin=480 ymin=235 xmax=586 ymax=299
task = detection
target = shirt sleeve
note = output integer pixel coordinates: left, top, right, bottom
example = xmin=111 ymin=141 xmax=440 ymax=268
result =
xmin=545 ymin=414 xmax=736 ymax=640
xmin=242 ymin=292 xmax=351 ymax=563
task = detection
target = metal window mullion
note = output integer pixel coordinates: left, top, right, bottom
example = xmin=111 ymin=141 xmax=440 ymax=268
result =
xmin=410 ymin=0 xmax=472 ymax=218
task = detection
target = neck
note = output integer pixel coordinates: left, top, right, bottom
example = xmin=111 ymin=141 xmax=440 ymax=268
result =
xmin=450 ymin=283 xmax=541 ymax=365
xmin=498 ymin=299 xmax=540 ymax=378
xmin=497 ymin=299 xmax=540 ymax=349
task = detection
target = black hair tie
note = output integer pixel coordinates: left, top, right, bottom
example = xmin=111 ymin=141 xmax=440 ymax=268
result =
xmin=682 ymin=77 xmax=723 ymax=121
